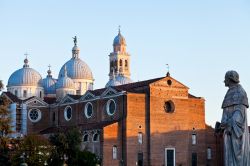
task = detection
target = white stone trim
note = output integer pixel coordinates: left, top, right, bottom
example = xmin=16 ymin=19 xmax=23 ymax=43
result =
xmin=165 ymin=148 xmax=175 ymax=166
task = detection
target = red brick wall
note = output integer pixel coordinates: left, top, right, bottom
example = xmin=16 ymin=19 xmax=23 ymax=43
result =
xmin=103 ymin=122 xmax=120 ymax=166
xmin=27 ymin=107 xmax=51 ymax=133
xmin=126 ymin=93 xmax=147 ymax=166
xmin=149 ymin=77 xmax=208 ymax=166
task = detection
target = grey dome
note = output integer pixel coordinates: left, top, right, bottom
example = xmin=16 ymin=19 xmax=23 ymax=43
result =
xmin=58 ymin=58 xmax=93 ymax=80
xmin=43 ymin=75 xmax=57 ymax=94
xmin=7 ymin=61 xmax=43 ymax=87
xmin=113 ymin=32 xmax=126 ymax=46
xmin=56 ymin=75 xmax=74 ymax=89
xmin=105 ymin=79 xmax=121 ymax=88
xmin=115 ymin=74 xmax=132 ymax=85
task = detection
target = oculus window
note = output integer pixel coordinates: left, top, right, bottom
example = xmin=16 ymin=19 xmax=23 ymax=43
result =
xmin=84 ymin=102 xmax=93 ymax=118
xmin=164 ymin=100 xmax=175 ymax=113
xmin=106 ymin=99 xmax=116 ymax=116
xmin=64 ymin=106 xmax=72 ymax=121
xmin=28 ymin=109 xmax=42 ymax=123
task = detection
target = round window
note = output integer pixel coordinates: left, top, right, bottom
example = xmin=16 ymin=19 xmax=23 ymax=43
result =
xmin=64 ymin=106 xmax=72 ymax=121
xmin=84 ymin=102 xmax=93 ymax=118
xmin=106 ymin=99 xmax=116 ymax=116
xmin=28 ymin=109 xmax=41 ymax=123
xmin=164 ymin=100 xmax=175 ymax=113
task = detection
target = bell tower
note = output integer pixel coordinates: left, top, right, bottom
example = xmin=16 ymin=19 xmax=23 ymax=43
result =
xmin=108 ymin=27 xmax=131 ymax=79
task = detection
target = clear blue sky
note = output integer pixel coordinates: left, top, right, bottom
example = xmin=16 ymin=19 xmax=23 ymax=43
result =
xmin=0 ymin=0 xmax=250 ymax=126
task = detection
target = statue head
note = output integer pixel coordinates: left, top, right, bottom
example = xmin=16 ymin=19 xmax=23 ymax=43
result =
xmin=224 ymin=70 xmax=239 ymax=87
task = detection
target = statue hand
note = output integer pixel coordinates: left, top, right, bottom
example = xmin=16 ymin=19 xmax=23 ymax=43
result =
xmin=225 ymin=130 xmax=232 ymax=135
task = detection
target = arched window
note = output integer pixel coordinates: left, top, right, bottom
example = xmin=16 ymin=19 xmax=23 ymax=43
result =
xmin=23 ymin=90 xmax=27 ymax=98
xmin=110 ymin=61 xmax=113 ymax=71
xmin=125 ymin=60 xmax=128 ymax=67
xmin=207 ymin=147 xmax=212 ymax=160
xmin=52 ymin=112 xmax=55 ymax=122
xmin=83 ymin=134 xmax=89 ymax=142
xmin=119 ymin=59 xmax=123 ymax=66
xmin=14 ymin=90 xmax=18 ymax=96
xmin=92 ymin=133 xmax=99 ymax=142
xmin=112 ymin=145 xmax=117 ymax=159
xmin=192 ymin=133 xmax=197 ymax=145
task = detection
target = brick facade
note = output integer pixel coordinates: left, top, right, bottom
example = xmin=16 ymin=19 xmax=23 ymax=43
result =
xmin=3 ymin=75 xmax=219 ymax=166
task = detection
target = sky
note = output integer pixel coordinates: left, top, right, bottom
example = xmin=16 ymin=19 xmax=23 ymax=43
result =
xmin=0 ymin=0 xmax=250 ymax=127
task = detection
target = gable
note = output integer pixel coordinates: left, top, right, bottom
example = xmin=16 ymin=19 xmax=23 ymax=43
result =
xmin=59 ymin=95 xmax=77 ymax=105
xmin=101 ymin=87 xmax=118 ymax=97
xmin=150 ymin=76 xmax=189 ymax=90
xmin=80 ymin=91 xmax=96 ymax=101
xmin=149 ymin=76 xmax=190 ymax=99
xmin=24 ymin=97 xmax=48 ymax=107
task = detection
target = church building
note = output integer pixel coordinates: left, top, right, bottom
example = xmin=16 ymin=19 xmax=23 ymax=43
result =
xmin=2 ymin=29 xmax=218 ymax=166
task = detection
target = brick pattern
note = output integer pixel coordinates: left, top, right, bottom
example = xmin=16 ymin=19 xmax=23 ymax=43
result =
xmin=20 ymin=76 xmax=219 ymax=166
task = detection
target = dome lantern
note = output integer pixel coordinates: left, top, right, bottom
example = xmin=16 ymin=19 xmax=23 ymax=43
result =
xmin=47 ymin=64 xmax=52 ymax=77
xmin=72 ymin=36 xmax=80 ymax=59
xmin=23 ymin=53 xmax=29 ymax=68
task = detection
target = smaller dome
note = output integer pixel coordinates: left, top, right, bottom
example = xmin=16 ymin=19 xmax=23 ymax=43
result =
xmin=43 ymin=69 xmax=57 ymax=94
xmin=56 ymin=76 xmax=74 ymax=89
xmin=43 ymin=77 xmax=57 ymax=94
xmin=56 ymin=66 xmax=75 ymax=89
xmin=105 ymin=79 xmax=121 ymax=87
xmin=115 ymin=74 xmax=132 ymax=85
xmin=113 ymin=30 xmax=126 ymax=46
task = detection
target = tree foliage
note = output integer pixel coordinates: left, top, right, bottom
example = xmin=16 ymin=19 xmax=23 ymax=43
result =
xmin=0 ymin=96 xmax=12 ymax=165
xmin=11 ymin=135 xmax=52 ymax=166
xmin=49 ymin=127 xmax=99 ymax=166
xmin=0 ymin=80 xmax=4 ymax=92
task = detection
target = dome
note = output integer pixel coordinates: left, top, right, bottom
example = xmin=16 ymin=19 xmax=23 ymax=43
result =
xmin=42 ymin=74 xmax=57 ymax=95
xmin=113 ymin=31 xmax=126 ymax=46
xmin=57 ymin=66 xmax=74 ymax=89
xmin=7 ymin=59 xmax=43 ymax=87
xmin=115 ymin=74 xmax=132 ymax=85
xmin=105 ymin=79 xmax=121 ymax=87
xmin=58 ymin=58 xmax=93 ymax=80
xmin=56 ymin=76 xmax=74 ymax=89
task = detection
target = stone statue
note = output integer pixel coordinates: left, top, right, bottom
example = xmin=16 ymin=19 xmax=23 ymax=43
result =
xmin=220 ymin=70 xmax=250 ymax=166
xmin=73 ymin=36 xmax=77 ymax=45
